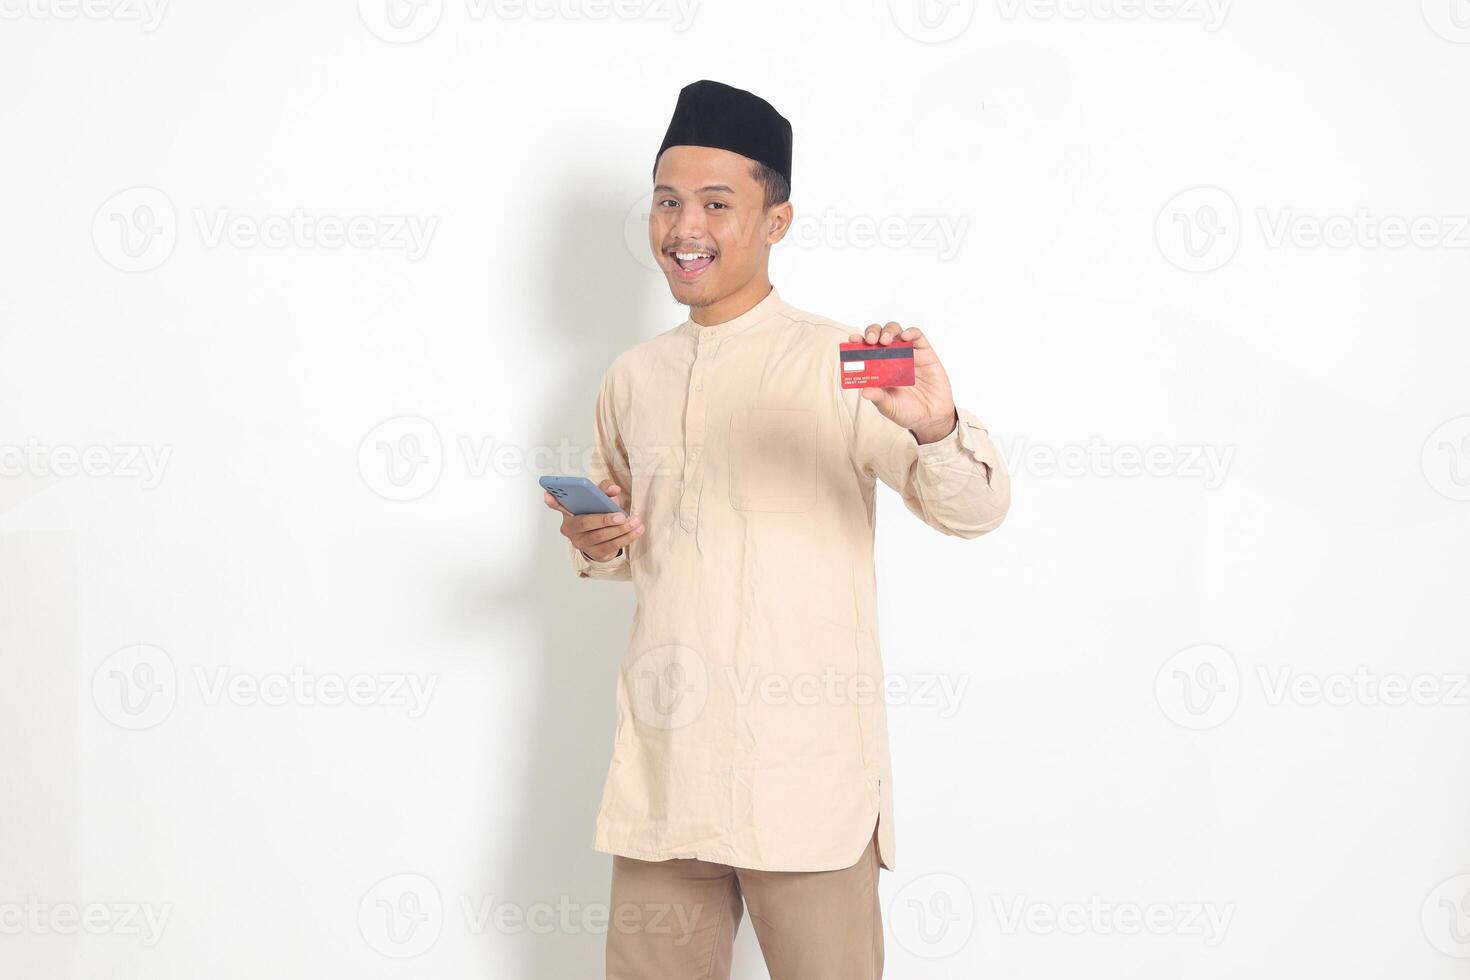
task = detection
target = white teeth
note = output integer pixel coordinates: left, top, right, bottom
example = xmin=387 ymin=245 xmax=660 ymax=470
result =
xmin=674 ymin=251 xmax=713 ymax=261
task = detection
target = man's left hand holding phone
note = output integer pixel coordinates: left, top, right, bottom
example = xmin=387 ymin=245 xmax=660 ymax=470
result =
xmin=541 ymin=475 xmax=644 ymax=562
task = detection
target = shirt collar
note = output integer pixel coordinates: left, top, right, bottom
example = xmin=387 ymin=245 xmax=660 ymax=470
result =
xmin=677 ymin=286 xmax=788 ymax=342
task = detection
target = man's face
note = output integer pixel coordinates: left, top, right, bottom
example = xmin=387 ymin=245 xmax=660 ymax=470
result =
xmin=648 ymin=144 xmax=790 ymax=309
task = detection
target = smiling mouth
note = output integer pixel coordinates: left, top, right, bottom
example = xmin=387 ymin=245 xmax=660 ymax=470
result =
xmin=668 ymin=248 xmax=717 ymax=278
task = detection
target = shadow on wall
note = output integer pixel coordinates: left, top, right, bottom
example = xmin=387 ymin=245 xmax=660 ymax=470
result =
xmin=468 ymin=178 xmax=773 ymax=980
xmin=477 ymin=181 xmax=656 ymax=979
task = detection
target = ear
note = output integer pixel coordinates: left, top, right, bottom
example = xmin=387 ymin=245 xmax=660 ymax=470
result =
xmin=765 ymin=201 xmax=794 ymax=245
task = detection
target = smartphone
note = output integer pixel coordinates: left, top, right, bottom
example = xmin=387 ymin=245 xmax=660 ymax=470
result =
xmin=539 ymin=475 xmax=623 ymax=516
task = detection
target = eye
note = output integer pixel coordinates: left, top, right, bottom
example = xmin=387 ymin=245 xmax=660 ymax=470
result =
xmin=706 ymin=201 xmax=729 ymax=211
xmin=656 ymin=198 xmax=679 ymax=209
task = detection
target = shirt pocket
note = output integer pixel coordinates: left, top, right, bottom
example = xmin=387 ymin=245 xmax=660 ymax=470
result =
xmin=728 ymin=407 xmax=818 ymax=512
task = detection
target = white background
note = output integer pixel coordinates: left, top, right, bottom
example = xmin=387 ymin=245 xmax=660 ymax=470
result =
xmin=3 ymin=0 xmax=1469 ymax=977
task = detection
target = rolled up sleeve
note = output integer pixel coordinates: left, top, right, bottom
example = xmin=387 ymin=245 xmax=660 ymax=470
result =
xmin=846 ymin=392 xmax=1011 ymax=539
xmin=569 ymin=540 xmax=630 ymax=580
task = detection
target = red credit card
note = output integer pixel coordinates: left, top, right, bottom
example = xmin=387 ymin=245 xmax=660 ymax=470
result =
xmin=839 ymin=340 xmax=915 ymax=389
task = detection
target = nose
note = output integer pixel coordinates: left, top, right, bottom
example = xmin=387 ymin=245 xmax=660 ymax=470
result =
xmin=670 ymin=202 xmax=707 ymax=242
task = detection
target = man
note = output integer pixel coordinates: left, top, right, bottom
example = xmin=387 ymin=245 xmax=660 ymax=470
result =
xmin=543 ymin=79 xmax=1010 ymax=980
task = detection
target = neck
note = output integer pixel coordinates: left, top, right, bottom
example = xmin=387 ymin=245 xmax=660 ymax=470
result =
xmin=691 ymin=275 xmax=773 ymax=326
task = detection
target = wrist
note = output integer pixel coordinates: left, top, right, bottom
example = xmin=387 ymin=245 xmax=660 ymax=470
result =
xmin=911 ymin=408 xmax=958 ymax=445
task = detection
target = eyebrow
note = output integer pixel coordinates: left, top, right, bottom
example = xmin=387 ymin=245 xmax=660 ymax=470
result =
xmin=654 ymin=184 xmax=736 ymax=195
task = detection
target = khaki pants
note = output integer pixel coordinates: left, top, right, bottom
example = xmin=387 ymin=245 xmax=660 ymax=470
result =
xmin=604 ymin=825 xmax=884 ymax=980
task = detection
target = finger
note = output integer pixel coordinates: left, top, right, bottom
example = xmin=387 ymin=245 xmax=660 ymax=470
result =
xmin=606 ymin=523 xmax=645 ymax=548
xmin=581 ymin=526 xmax=642 ymax=561
xmin=863 ymin=323 xmax=881 ymax=343
xmin=578 ymin=517 xmax=645 ymax=548
xmin=848 ymin=332 xmax=865 ymax=344
xmin=899 ymin=326 xmax=930 ymax=349
xmin=597 ymin=479 xmax=622 ymax=499
xmin=879 ymin=321 xmax=904 ymax=344
xmin=544 ymin=491 xmax=572 ymax=516
xmin=568 ymin=510 xmax=632 ymax=534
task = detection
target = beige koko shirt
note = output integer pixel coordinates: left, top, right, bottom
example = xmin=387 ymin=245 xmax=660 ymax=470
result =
xmin=569 ymin=286 xmax=1009 ymax=873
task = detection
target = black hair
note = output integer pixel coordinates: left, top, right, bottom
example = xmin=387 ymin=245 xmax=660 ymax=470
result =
xmin=648 ymin=155 xmax=791 ymax=211
xmin=748 ymin=160 xmax=790 ymax=211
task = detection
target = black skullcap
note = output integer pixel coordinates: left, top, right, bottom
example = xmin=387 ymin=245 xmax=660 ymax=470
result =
xmin=655 ymin=79 xmax=793 ymax=188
